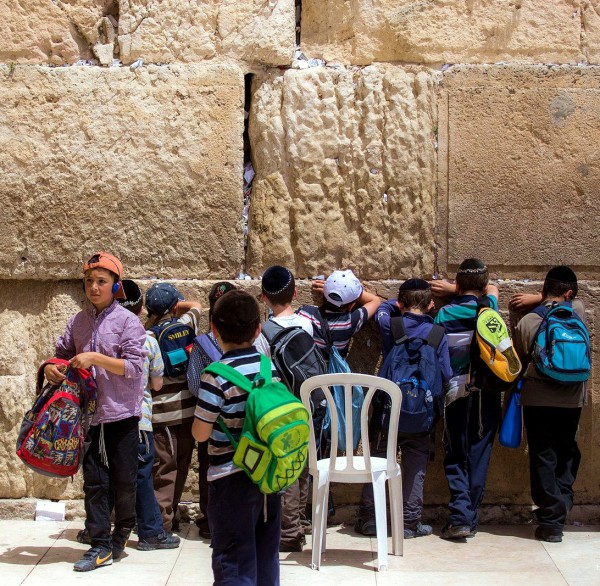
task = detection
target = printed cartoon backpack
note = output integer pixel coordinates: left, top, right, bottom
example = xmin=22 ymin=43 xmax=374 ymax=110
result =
xmin=16 ymin=358 xmax=97 ymax=478
xmin=203 ymin=354 xmax=310 ymax=494
xmin=261 ymin=320 xmax=327 ymax=398
xmin=378 ymin=317 xmax=445 ymax=435
xmin=531 ymin=302 xmax=590 ymax=383
xmin=474 ymin=306 xmax=522 ymax=383
xmin=151 ymin=318 xmax=195 ymax=378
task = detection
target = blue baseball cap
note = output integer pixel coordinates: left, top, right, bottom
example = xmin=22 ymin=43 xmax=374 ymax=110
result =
xmin=145 ymin=283 xmax=184 ymax=317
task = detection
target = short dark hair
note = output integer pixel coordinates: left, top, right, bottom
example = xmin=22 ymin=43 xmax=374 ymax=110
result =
xmin=118 ymin=279 xmax=143 ymax=315
xmin=543 ymin=266 xmax=578 ymax=299
xmin=261 ymin=265 xmax=295 ymax=306
xmin=455 ymin=258 xmax=488 ymax=293
xmin=398 ymin=289 xmax=432 ymax=311
xmin=208 ymin=281 xmax=237 ymax=322
xmin=211 ymin=290 xmax=260 ymax=344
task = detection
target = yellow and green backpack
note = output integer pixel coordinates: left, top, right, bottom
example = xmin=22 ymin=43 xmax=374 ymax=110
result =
xmin=203 ymin=354 xmax=309 ymax=494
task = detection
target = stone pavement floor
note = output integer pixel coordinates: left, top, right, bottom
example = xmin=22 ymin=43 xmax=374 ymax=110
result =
xmin=0 ymin=520 xmax=598 ymax=586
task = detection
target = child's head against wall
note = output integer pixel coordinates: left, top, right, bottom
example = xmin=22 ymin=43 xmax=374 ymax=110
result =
xmin=455 ymin=258 xmax=489 ymax=294
xmin=211 ymin=290 xmax=260 ymax=344
xmin=261 ymin=265 xmax=295 ymax=306
xmin=145 ymin=283 xmax=184 ymax=318
xmin=543 ymin=266 xmax=578 ymax=300
xmin=323 ymin=270 xmax=362 ymax=312
xmin=397 ymin=278 xmax=432 ymax=312
xmin=118 ymin=279 xmax=143 ymax=316
xmin=208 ymin=281 xmax=237 ymax=322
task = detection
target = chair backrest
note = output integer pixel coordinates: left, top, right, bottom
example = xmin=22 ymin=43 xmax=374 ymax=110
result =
xmin=300 ymin=373 xmax=402 ymax=475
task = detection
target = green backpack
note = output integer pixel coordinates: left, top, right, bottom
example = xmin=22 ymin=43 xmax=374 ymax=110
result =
xmin=203 ymin=354 xmax=310 ymax=494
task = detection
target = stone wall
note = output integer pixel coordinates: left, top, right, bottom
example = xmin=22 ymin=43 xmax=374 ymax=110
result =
xmin=0 ymin=0 xmax=599 ymax=519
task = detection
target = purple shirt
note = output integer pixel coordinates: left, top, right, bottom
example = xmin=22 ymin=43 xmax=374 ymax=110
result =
xmin=55 ymin=301 xmax=147 ymax=425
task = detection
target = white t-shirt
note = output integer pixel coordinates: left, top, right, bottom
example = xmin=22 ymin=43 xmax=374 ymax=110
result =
xmin=254 ymin=313 xmax=313 ymax=357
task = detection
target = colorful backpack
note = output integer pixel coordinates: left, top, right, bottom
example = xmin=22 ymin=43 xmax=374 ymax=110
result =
xmin=378 ymin=317 xmax=445 ymax=435
xmin=474 ymin=306 xmax=522 ymax=383
xmin=261 ymin=320 xmax=327 ymax=398
xmin=203 ymin=354 xmax=310 ymax=494
xmin=531 ymin=303 xmax=590 ymax=383
xmin=16 ymin=358 xmax=97 ymax=478
xmin=150 ymin=318 xmax=195 ymax=378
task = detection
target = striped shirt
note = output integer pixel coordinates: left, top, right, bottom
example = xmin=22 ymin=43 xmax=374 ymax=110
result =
xmin=434 ymin=294 xmax=498 ymax=399
xmin=296 ymin=304 xmax=368 ymax=360
xmin=139 ymin=334 xmax=164 ymax=432
xmin=150 ymin=308 xmax=201 ymax=427
xmin=195 ymin=348 xmax=279 ymax=481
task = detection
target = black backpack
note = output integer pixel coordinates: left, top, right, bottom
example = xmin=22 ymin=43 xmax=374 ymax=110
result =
xmin=150 ymin=318 xmax=196 ymax=378
xmin=261 ymin=320 xmax=327 ymax=398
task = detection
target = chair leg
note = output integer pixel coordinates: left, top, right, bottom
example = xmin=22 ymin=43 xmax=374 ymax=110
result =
xmin=371 ymin=471 xmax=388 ymax=571
xmin=310 ymin=471 xmax=330 ymax=570
xmin=388 ymin=474 xmax=404 ymax=557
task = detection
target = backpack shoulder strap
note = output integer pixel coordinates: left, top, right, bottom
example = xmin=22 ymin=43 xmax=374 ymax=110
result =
xmin=390 ymin=316 xmax=409 ymax=345
xmin=203 ymin=362 xmax=253 ymax=392
xmin=425 ymin=324 xmax=445 ymax=351
xmin=318 ymin=308 xmax=334 ymax=350
xmin=195 ymin=334 xmax=222 ymax=363
xmin=261 ymin=319 xmax=284 ymax=343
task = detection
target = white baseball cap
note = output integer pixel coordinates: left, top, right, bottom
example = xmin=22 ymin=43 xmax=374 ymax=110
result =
xmin=324 ymin=270 xmax=363 ymax=307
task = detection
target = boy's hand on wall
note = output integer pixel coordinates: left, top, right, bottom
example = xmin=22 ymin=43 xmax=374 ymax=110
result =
xmin=311 ymin=278 xmax=325 ymax=304
xmin=509 ymin=292 xmax=542 ymax=312
xmin=429 ymin=279 xmax=456 ymax=298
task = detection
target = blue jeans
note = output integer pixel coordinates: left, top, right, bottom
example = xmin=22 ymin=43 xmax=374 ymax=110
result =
xmin=208 ymin=472 xmax=281 ymax=586
xmin=136 ymin=430 xmax=164 ymax=538
xmin=443 ymin=389 xmax=502 ymax=529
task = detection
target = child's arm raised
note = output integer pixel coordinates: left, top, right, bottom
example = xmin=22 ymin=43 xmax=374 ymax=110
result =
xmin=173 ymin=300 xmax=202 ymax=317
xmin=429 ymin=279 xmax=457 ymax=298
xmin=509 ymin=292 xmax=543 ymax=312
xmin=357 ymin=288 xmax=382 ymax=319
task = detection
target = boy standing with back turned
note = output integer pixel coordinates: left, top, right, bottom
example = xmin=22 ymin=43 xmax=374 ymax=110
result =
xmin=192 ymin=290 xmax=281 ymax=586
xmin=432 ymin=258 xmax=501 ymax=539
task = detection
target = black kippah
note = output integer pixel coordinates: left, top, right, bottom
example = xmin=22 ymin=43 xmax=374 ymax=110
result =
xmin=399 ymin=278 xmax=430 ymax=291
xmin=262 ymin=265 xmax=293 ymax=295
xmin=546 ymin=265 xmax=577 ymax=283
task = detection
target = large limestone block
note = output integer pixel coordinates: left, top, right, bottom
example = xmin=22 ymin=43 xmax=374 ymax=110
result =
xmin=583 ymin=0 xmax=600 ymax=63
xmin=437 ymin=65 xmax=600 ymax=277
xmin=118 ymin=0 xmax=295 ymax=65
xmin=246 ymin=66 xmax=437 ymax=280
xmin=302 ymin=0 xmax=583 ymax=65
xmin=0 ymin=0 xmax=112 ymax=65
xmin=0 ymin=64 xmax=244 ymax=280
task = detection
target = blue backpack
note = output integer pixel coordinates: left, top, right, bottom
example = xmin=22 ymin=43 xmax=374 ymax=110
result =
xmin=319 ymin=312 xmax=364 ymax=453
xmin=378 ymin=317 xmax=445 ymax=435
xmin=150 ymin=318 xmax=196 ymax=378
xmin=531 ymin=303 xmax=590 ymax=384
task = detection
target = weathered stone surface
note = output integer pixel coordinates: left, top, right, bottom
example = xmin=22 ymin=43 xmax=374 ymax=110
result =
xmin=246 ymin=65 xmax=437 ymax=280
xmin=118 ymin=0 xmax=295 ymax=66
xmin=0 ymin=64 xmax=244 ymax=280
xmin=583 ymin=0 xmax=600 ymax=63
xmin=302 ymin=0 xmax=584 ymax=65
xmin=437 ymin=65 xmax=600 ymax=277
xmin=0 ymin=0 xmax=113 ymax=65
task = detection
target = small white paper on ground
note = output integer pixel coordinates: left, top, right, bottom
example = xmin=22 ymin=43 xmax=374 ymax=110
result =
xmin=35 ymin=500 xmax=65 ymax=521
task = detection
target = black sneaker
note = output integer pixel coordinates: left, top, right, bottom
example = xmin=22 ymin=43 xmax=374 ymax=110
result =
xmin=111 ymin=527 xmax=131 ymax=559
xmin=535 ymin=525 xmax=563 ymax=543
xmin=466 ymin=526 xmax=478 ymax=539
xmin=73 ymin=546 xmax=113 ymax=572
xmin=196 ymin=518 xmax=211 ymax=539
xmin=440 ymin=524 xmax=471 ymax=540
xmin=76 ymin=528 xmax=91 ymax=545
xmin=355 ymin=518 xmax=377 ymax=536
xmin=404 ymin=522 xmax=433 ymax=539
xmin=138 ymin=532 xmax=181 ymax=551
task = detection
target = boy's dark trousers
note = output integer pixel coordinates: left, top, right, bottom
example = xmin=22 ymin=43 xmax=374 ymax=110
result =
xmin=523 ymin=406 xmax=582 ymax=531
xmin=443 ymin=388 xmax=502 ymax=530
xmin=280 ymin=467 xmax=309 ymax=546
xmin=357 ymin=433 xmax=430 ymax=526
xmin=208 ymin=471 xmax=281 ymax=586
xmin=153 ymin=419 xmax=195 ymax=532
xmin=83 ymin=417 xmax=139 ymax=549
xmin=136 ymin=430 xmax=164 ymax=538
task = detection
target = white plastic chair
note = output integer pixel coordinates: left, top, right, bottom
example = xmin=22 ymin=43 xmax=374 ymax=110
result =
xmin=300 ymin=373 xmax=403 ymax=571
